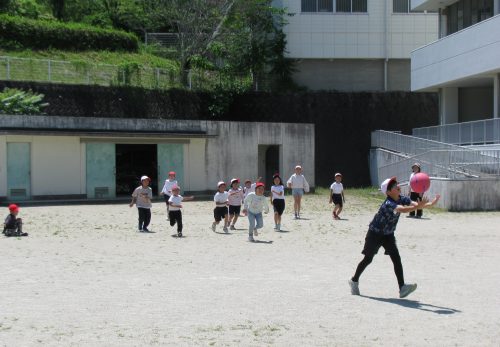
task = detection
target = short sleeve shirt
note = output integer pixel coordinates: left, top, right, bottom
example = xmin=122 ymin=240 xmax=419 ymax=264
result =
xmin=168 ymin=195 xmax=183 ymax=211
xmin=330 ymin=182 xmax=343 ymax=194
xmin=214 ymin=191 xmax=229 ymax=205
xmin=368 ymin=195 xmax=412 ymax=235
xmin=227 ymin=188 xmax=243 ymax=206
xmin=132 ymin=186 xmax=153 ymax=208
xmin=271 ymin=185 xmax=285 ymax=200
xmin=161 ymin=179 xmax=178 ymax=195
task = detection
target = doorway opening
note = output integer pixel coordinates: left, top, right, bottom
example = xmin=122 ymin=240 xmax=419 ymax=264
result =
xmin=116 ymin=144 xmax=158 ymax=196
xmin=258 ymin=145 xmax=281 ymax=185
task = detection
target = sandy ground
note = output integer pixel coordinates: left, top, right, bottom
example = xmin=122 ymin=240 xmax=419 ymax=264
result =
xmin=1 ymin=191 xmax=499 ymax=346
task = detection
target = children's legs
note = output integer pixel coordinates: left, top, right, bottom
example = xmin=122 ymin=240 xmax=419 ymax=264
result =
xmin=232 ymin=213 xmax=239 ymax=226
xmin=293 ymin=195 xmax=300 ymax=214
xmin=352 ymin=254 xmax=374 ymax=282
xmin=255 ymin=213 xmax=263 ymax=229
xmin=389 ymin=252 xmax=405 ymax=289
xmin=144 ymin=209 xmax=151 ymax=228
xmin=274 ymin=212 xmax=279 ymax=225
xmin=296 ymin=195 xmax=302 ymax=214
xmin=247 ymin=212 xmax=256 ymax=235
xmin=138 ymin=208 xmax=146 ymax=230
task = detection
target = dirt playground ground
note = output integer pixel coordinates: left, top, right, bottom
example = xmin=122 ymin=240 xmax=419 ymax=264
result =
xmin=1 ymin=191 xmax=499 ymax=346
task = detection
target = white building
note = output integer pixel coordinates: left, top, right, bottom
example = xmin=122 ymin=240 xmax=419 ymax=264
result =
xmin=411 ymin=0 xmax=500 ymax=126
xmin=275 ymin=0 xmax=438 ymax=91
xmin=0 ymin=116 xmax=315 ymax=201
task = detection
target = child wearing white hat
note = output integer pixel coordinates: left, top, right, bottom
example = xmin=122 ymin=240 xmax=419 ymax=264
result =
xmin=212 ymin=181 xmax=229 ymax=233
xmin=286 ymin=165 xmax=310 ymax=219
xmin=129 ymin=175 xmax=153 ymax=232
xmin=227 ymin=178 xmax=244 ymax=230
xmin=167 ymin=185 xmax=194 ymax=237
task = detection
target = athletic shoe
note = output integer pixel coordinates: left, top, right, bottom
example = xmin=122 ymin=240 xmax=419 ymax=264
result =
xmin=248 ymin=235 xmax=255 ymax=242
xmin=297 ymin=213 xmax=301 ymax=219
xmin=223 ymin=226 xmax=229 ymax=233
xmin=274 ymin=224 xmax=277 ymax=230
xmin=294 ymin=213 xmax=298 ymax=219
xmin=348 ymin=279 xmax=360 ymax=295
xmin=177 ymin=232 xmax=182 ymax=237
xmin=253 ymin=229 xmax=258 ymax=236
xmin=142 ymin=227 xmax=150 ymax=232
xmin=211 ymin=223 xmax=216 ymax=232
xmin=230 ymin=225 xmax=236 ymax=230
xmin=399 ymin=283 xmax=417 ymax=298
xmin=276 ymin=224 xmax=281 ymax=231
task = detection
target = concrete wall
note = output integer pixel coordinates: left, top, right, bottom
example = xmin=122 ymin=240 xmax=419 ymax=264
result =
xmin=0 ymin=116 xmax=315 ymax=200
xmin=459 ymin=87 xmax=494 ymax=122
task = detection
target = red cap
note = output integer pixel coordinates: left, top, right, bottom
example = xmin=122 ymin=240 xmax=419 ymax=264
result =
xmin=168 ymin=171 xmax=176 ymax=176
xmin=255 ymin=182 xmax=265 ymax=188
xmin=8 ymin=204 xmax=19 ymax=212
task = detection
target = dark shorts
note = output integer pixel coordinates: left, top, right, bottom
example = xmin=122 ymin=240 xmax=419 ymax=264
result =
xmin=273 ymin=199 xmax=285 ymax=215
xmin=361 ymin=231 xmax=400 ymax=257
xmin=163 ymin=194 xmax=171 ymax=203
xmin=228 ymin=205 xmax=241 ymax=216
xmin=332 ymin=193 xmax=343 ymax=206
xmin=214 ymin=206 xmax=228 ymax=222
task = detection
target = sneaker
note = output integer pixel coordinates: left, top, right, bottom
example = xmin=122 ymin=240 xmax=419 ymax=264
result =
xmin=348 ymin=279 xmax=360 ymax=295
xmin=248 ymin=235 xmax=255 ymax=242
xmin=142 ymin=227 xmax=150 ymax=232
xmin=253 ymin=229 xmax=258 ymax=236
xmin=276 ymin=224 xmax=281 ymax=231
xmin=294 ymin=213 xmax=298 ymax=219
xmin=297 ymin=213 xmax=301 ymax=219
xmin=399 ymin=283 xmax=417 ymax=298
xmin=223 ymin=226 xmax=229 ymax=233
xmin=177 ymin=232 xmax=183 ymax=237
xmin=211 ymin=223 xmax=216 ymax=232
xmin=230 ymin=225 xmax=236 ymax=230
xmin=274 ymin=224 xmax=278 ymax=230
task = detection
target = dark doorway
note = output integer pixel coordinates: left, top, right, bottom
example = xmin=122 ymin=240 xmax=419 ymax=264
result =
xmin=116 ymin=144 xmax=158 ymax=196
xmin=258 ymin=145 xmax=281 ymax=185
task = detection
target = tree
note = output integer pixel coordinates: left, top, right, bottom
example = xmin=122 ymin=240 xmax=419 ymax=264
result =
xmin=45 ymin=0 xmax=65 ymax=20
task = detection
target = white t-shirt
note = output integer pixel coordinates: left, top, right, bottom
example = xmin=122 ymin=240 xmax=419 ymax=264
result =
xmin=214 ymin=191 xmax=229 ymax=206
xmin=243 ymin=183 xmax=256 ymax=198
xmin=168 ymin=195 xmax=183 ymax=211
xmin=330 ymin=182 xmax=344 ymax=194
xmin=244 ymin=193 xmax=269 ymax=214
xmin=227 ymin=188 xmax=243 ymax=206
xmin=161 ymin=179 xmax=178 ymax=196
xmin=132 ymin=186 xmax=153 ymax=208
xmin=287 ymin=174 xmax=310 ymax=192
xmin=271 ymin=185 xmax=285 ymax=200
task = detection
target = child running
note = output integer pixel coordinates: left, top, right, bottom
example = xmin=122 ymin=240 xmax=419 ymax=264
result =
xmin=329 ymin=173 xmax=345 ymax=220
xmin=212 ymin=181 xmax=229 ymax=233
xmin=160 ymin=171 xmax=178 ymax=220
xmin=243 ymin=182 xmax=269 ymax=242
xmin=270 ymin=174 xmax=285 ymax=231
xmin=168 ymin=185 xmax=194 ymax=237
xmin=227 ymin=178 xmax=244 ymax=230
xmin=3 ymin=204 xmax=28 ymax=237
xmin=129 ymin=175 xmax=153 ymax=232
xmin=243 ymin=177 xmax=262 ymax=199
xmin=287 ymin=165 xmax=310 ymax=219
xmin=348 ymin=177 xmax=440 ymax=298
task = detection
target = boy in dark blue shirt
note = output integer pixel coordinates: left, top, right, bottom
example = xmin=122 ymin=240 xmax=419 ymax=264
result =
xmin=3 ymin=204 xmax=28 ymax=237
xmin=349 ymin=177 xmax=440 ymax=298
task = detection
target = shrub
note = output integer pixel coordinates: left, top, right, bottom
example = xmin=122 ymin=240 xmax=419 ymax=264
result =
xmin=0 ymin=14 xmax=139 ymax=51
xmin=0 ymin=87 xmax=48 ymax=115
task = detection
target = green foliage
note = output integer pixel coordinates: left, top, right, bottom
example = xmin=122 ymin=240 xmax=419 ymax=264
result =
xmin=0 ymin=0 xmax=46 ymax=19
xmin=0 ymin=88 xmax=49 ymax=115
xmin=0 ymin=14 xmax=139 ymax=51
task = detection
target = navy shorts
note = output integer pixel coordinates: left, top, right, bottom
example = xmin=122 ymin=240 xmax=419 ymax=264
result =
xmin=228 ymin=205 xmax=241 ymax=216
xmin=214 ymin=206 xmax=228 ymax=222
xmin=272 ymin=199 xmax=285 ymax=215
xmin=332 ymin=193 xmax=343 ymax=206
xmin=361 ymin=231 xmax=400 ymax=257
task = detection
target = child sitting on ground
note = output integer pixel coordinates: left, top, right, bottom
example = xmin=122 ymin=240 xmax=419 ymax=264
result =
xmin=3 ymin=204 xmax=28 ymax=237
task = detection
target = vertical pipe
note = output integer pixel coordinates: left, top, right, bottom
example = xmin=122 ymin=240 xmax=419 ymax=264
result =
xmin=6 ymin=57 xmax=10 ymax=80
xmin=48 ymin=60 xmax=52 ymax=82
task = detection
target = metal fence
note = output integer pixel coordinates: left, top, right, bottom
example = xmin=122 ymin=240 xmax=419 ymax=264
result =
xmin=372 ymin=130 xmax=500 ymax=183
xmin=0 ymin=56 xmax=181 ymax=90
xmin=145 ymin=33 xmax=180 ymax=48
xmin=413 ymin=118 xmax=500 ymax=145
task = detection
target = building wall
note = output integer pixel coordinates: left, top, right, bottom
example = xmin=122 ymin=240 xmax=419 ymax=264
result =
xmin=0 ymin=118 xmax=315 ymax=200
xmin=459 ymin=87 xmax=494 ymax=122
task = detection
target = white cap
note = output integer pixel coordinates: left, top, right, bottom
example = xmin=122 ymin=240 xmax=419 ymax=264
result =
xmin=295 ymin=165 xmax=302 ymax=170
xmin=141 ymin=175 xmax=150 ymax=182
xmin=380 ymin=177 xmax=397 ymax=195
xmin=217 ymin=181 xmax=226 ymax=187
xmin=335 ymin=172 xmax=342 ymax=177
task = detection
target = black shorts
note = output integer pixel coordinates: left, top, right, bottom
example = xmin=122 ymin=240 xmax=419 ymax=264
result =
xmin=272 ymin=199 xmax=285 ymax=215
xmin=228 ymin=205 xmax=241 ymax=216
xmin=163 ymin=194 xmax=171 ymax=204
xmin=332 ymin=193 xmax=343 ymax=206
xmin=361 ymin=231 xmax=400 ymax=257
xmin=214 ymin=206 xmax=228 ymax=222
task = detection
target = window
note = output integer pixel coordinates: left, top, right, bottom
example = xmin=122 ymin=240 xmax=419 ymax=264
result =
xmin=393 ymin=0 xmax=409 ymax=13
xmin=445 ymin=0 xmax=492 ymax=35
xmin=301 ymin=0 xmax=333 ymax=12
xmin=336 ymin=0 xmax=367 ymax=13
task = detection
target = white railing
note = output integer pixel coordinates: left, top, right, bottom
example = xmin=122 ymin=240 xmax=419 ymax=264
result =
xmin=145 ymin=33 xmax=179 ymax=47
xmin=372 ymin=130 xmax=500 ymax=183
xmin=0 ymin=56 xmax=181 ymax=89
xmin=413 ymin=118 xmax=500 ymax=145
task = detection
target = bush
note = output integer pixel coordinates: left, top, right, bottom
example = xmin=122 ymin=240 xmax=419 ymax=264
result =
xmin=0 ymin=87 xmax=48 ymax=115
xmin=0 ymin=14 xmax=139 ymax=51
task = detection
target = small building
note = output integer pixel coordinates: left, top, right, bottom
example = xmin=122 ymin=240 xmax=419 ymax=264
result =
xmin=275 ymin=0 xmax=439 ymax=91
xmin=0 ymin=115 xmax=315 ymax=201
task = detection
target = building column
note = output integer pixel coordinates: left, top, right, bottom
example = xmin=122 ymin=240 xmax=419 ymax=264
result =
xmin=494 ymin=0 xmax=500 ymax=15
xmin=439 ymin=87 xmax=459 ymax=125
xmin=494 ymin=74 xmax=500 ymax=119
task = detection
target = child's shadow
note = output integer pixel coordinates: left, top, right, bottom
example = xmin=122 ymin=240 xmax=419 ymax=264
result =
xmin=275 ymin=229 xmax=290 ymax=233
xmin=361 ymin=295 xmax=461 ymax=315
xmin=142 ymin=230 xmax=156 ymax=234
xmin=213 ymin=231 xmax=232 ymax=235
xmin=337 ymin=218 xmax=349 ymax=221
xmin=296 ymin=217 xmax=310 ymax=221
xmin=253 ymin=240 xmax=273 ymax=244
xmin=171 ymin=234 xmax=185 ymax=238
